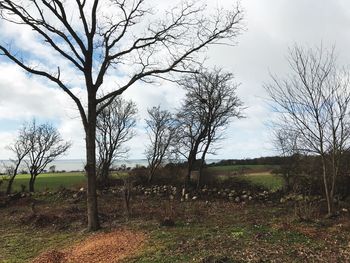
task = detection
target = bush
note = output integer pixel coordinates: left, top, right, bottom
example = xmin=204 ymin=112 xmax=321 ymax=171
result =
xmin=199 ymin=168 xmax=268 ymax=192
xmin=130 ymin=167 xmax=149 ymax=185
xmin=131 ymin=165 xmax=186 ymax=186
xmin=336 ymin=175 xmax=350 ymax=199
xmin=156 ymin=165 xmax=186 ymax=186
xmin=273 ymin=154 xmax=350 ymax=201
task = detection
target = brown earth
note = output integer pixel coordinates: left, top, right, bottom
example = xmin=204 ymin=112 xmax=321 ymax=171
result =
xmin=33 ymin=229 xmax=146 ymax=263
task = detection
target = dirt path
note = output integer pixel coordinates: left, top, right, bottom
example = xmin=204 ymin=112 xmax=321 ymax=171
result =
xmin=33 ymin=229 xmax=146 ymax=263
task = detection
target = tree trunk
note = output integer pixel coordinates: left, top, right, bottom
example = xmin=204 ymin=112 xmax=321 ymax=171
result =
xmin=124 ymin=179 xmax=132 ymax=218
xmin=321 ymin=159 xmax=333 ymax=217
xmin=330 ymin=150 xmax=338 ymax=214
xmin=284 ymin=171 xmax=291 ymax=193
xmin=197 ymin=138 xmax=211 ymax=189
xmin=197 ymin=155 xmax=207 ymax=189
xmin=148 ymin=168 xmax=154 ymax=183
xmin=186 ymin=137 xmax=204 ymax=188
xmin=6 ymin=164 xmax=20 ymax=195
xmin=185 ymin=164 xmax=191 ymax=188
xmin=185 ymin=151 xmax=196 ymax=188
xmin=85 ymin=95 xmax=100 ymax=231
xmin=103 ymin=163 xmax=110 ymax=184
xmin=6 ymin=175 xmax=16 ymax=195
xmin=97 ymin=161 xmax=110 ymax=188
xmin=148 ymin=163 xmax=158 ymax=183
xmin=29 ymin=175 xmax=35 ymax=192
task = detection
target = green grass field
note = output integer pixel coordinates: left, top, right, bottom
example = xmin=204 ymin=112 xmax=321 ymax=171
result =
xmin=208 ymin=165 xmax=284 ymax=191
xmin=239 ymin=173 xmax=284 ymax=191
xmin=0 ymin=165 xmax=284 ymax=193
xmin=0 ymin=172 xmax=86 ymax=192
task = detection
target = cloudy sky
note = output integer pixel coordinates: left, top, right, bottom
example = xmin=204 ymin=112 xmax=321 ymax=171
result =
xmin=1 ymin=0 xmax=350 ymax=161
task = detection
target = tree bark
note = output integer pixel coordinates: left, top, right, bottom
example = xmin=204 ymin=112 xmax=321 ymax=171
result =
xmin=148 ymin=163 xmax=159 ymax=183
xmin=101 ymin=164 xmax=109 ymax=186
xmin=6 ymin=162 xmax=21 ymax=194
xmin=321 ymin=158 xmax=333 ymax=217
xmin=85 ymin=95 xmax=100 ymax=231
xmin=185 ymin=150 xmax=196 ymax=188
xmin=197 ymin=160 xmax=204 ymax=189
xmin=97 ymin=161 xmax=110 ymax=188
xmin=6 ymin=175 xmax=16 ymax=195
xmin=148 ymin=168 xmax=154 ymax=184
xmin=197 ymin=154 xmax=207 ymax=189
xmin=29 ymin=175 xmax=35 ymax=192
xmin=197 ymin=137 xmax=211 ymax=189
xmin=185 ymin=164 xmax=192 ymax=188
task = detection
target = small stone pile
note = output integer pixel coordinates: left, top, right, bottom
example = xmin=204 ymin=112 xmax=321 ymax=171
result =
xmin=136 ymin=185 xmax=177 ymax=197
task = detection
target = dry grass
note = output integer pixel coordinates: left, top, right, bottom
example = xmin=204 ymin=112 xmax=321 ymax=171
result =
xmin=33 ymin=230 xmax=146 ymax=263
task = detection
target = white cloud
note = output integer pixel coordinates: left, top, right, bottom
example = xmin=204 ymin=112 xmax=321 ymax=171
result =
xmin=1 ymin=0 xmax=350 ymax=161
xmin=0 ymin=132 xmax=16 ymax=158
xmin=0 ymin=62 xmax=85 ymax=159
xmin=0 ymin=63 xmax=62 ymax=119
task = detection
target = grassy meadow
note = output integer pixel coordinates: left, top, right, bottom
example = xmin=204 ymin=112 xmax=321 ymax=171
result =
xmin=1 ymin=164 xmax=282 ymax=193
xmin=208 ymin=164 xmax=283 ymax=191
xmin=239 ymin=173 xmax=284 ymax=192
xmin=0 ymin=172 xmax=86 ymax=193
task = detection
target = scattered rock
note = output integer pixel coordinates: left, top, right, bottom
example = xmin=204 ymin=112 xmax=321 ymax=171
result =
xmin=10 ymin=192 xmax=22 ymax=200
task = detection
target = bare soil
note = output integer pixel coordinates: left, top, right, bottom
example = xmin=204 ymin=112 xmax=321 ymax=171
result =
xmin=32 ymin=229 xmax=146 ymax=263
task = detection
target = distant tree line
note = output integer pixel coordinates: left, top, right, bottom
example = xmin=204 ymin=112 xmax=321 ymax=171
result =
xmin=208 ymin=156 xmax=287 ymax=166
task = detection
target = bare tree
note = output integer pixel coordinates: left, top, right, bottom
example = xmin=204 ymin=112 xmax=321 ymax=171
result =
xmin=145 ymin=106 xmax=177 ymax=183
xmin=49 ymin=165 xmax=56 ymax=173
xmin=265 ymin=45 xmax=350 ymax=216
xmin=273 ymin=129 xmax=302 ymax=192
xmin=176 ymin=103 xmax=207 ymax=187
xmin=0 ymin=0 xmax=243 ymax=230
xmin=177 ymin=69 xmax=243 ymax=187
xmin=22 ymin=119 xmax=71 ymax=192
xmin=4 ymin=133 xmax=30 ymax=194
xmin=96 ymin=97 xmax=137 ymax=187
